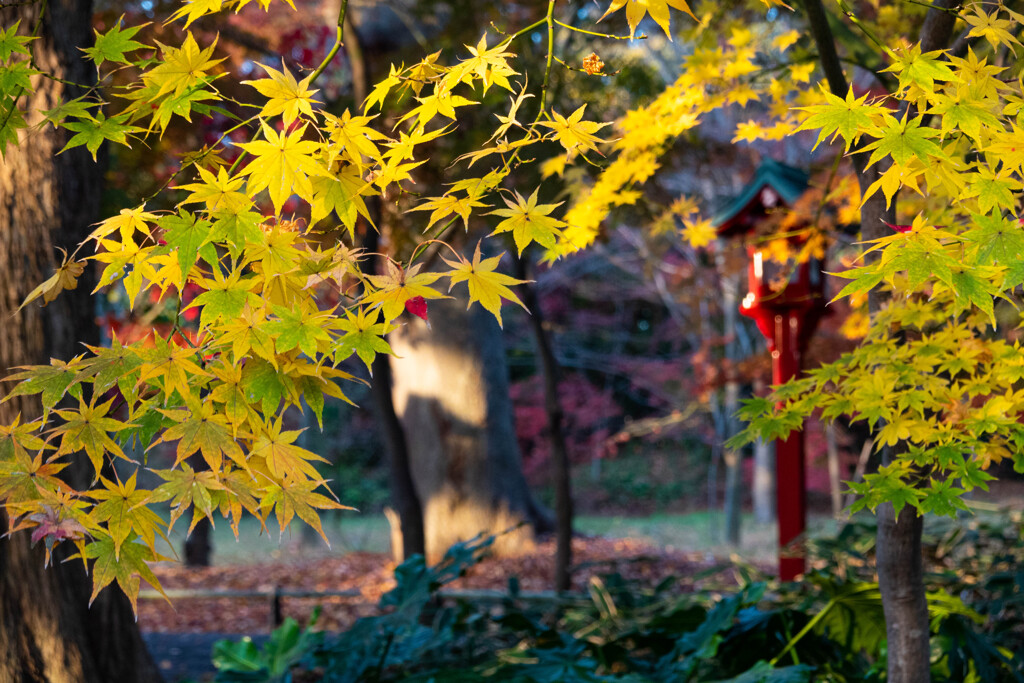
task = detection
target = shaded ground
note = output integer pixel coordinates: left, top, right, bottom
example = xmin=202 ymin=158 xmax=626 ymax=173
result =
xmin=143 ymin=632 xmax=267 ymax=683
xmin=139 ymin=536 xmax=737 ymax=634
xmin=140 ymin=535 xmax=748 ymax=681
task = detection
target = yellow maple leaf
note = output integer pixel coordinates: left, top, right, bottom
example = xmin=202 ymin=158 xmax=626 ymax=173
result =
xmin=599 ymin=0 xmax=695 ymax=40
xmin=538 ymin=105 xmax=612 ymax=158
xmin=146 ymin=32 xmax=224 ymax=99
xmin=236 ymin=121 xmax=330 ymax=213
xmin=409 ymin=193 xmax=488 ymax=231
xmin=323 ymin=109 xmax=386 ymax=169
xmin=176 ymin=165 xmax=251 ymax=213
xmin=488 ymin=187 xmax=565 ymax=255
xmin=443 ymin=242 xmax=527 ymax=328
xmin=19 ymin=249 xmax=86 ymax=311
xmin=167 ymin=0 xmax=224 ymax=28
xmin=242 ymin=61 xmax=320 ymax=125
xmin=88 ymin=205 xmax=158 ymax=243
xmin=682 ymin=217 xmax=716 ymax=248
xmin=445 ymin=34 xmax=517 ymax=94
xmin=364 ymin=261 xmax=447 ymax=322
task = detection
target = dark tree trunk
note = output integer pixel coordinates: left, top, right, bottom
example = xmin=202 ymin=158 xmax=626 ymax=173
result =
xmin=371 ymin=350 xmax=427 ymax=561
xmin=184 ymin=518 xmax=213 ymax=567
xmin=516 ymin=256 xmax=573 ymax=592
xmin=389 ymin=293 xmax=553 ymax=562
xmin=0 ymin=2 xmax=162 ymax=681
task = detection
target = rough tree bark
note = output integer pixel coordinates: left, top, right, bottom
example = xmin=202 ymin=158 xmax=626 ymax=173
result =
xmin=389 ymin=293 xmax=553 ymax=562
xmin=0 ymin=2 xmax=162 ymax=681
xmin=801 ymin=0 xmax=958 ymax=680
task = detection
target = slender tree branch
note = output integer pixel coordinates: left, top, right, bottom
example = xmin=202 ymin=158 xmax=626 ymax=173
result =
xmin=309 ymin=0 xmax=348 ymax=83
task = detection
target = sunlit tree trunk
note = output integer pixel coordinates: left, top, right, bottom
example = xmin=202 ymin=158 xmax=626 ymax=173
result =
xmin=0 ymin=3 xmax=162 ymax=681
xmin=389 ymin=294 xmax=552 ymax=562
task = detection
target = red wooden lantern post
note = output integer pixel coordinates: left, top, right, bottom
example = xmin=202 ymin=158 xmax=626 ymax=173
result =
xmin=713 ymin=160 xmax=825 ymax=581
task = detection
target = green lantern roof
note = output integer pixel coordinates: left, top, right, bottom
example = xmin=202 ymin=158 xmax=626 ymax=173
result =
xmin=712 ymin=158 xmax=809 ymax=236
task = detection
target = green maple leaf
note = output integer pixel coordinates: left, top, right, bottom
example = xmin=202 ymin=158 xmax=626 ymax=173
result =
xmin=260 ymin=479 xmax=351 ymax=545
xmin=333 ymin=307 xmax=394 ymax=372
xmin=188 ymin=268 xmax=258 ymax=330
xmin=487 ymin=187 xmax=565 ymax=255
xmin=241 ymin=358 xmax=286 ymax=415
xmin=153 ymin=403 xmax=245 ymax=473
xmin=963 ymin=212 xmax=1024 ymax=266
xmin=209 ymin=208 xmax=265 ymax=256
xmin=830 ymin=266 xmax=885 ymax=303
xmin=964 ymin=172 xmax=1020 ymax=214
xmin=151 ymin=80 xmax=220 ymax=133
xmin=3 ymin=357 xmax=84 ymax=411
xmin=264 ymin=305 xmax=332 ymax=358
xmin=52 ymin=398 xmax=131 ymax=479
xmin=90 ymin=471 xmax=166 ymax=559
xmin=0 ymin=415 xmax=46 ymax=462
xmin=929 ymin=89 xmax=999 ymax=139
xmin=60 ymin=111 xmax=142 ymax=161
xmin=151 ymin=462 xmax=225 ymax=532
xmin=949 ymin=266 xmax=998 ymax=322
xmin=40 ymin=97 xmax=98 ymax=129
xmin=80 ymin=533 xmax=168 ymax=612
xmin=0 ymin=21 xmax=33 ymax=61
xmin=796 ymin=87 xmax=880 ymax=151
xmin=77 ymin=336 xmax=143 ymax=395
xmin=159 ymin=211 xmax=217 ymax=288
xmin=862 ymin=113 xmax=945 ymax=168
xmin=882 ymin=44 xmax=956 ymax=93
xmin=82 ymin=18 xmax=148 ymax=66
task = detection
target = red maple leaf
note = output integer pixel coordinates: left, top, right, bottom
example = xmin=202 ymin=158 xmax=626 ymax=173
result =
xmin=405 ymin=296 xmax=429 ymax=322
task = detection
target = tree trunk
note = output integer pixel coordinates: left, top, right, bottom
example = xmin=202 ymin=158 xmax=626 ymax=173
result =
xmin=0 ymin=3 xmax=162 ymax=681
xmin=826 ymin=423 xmax=843 ymax=518
xmin=752 ymin=437 xmax=775 ymax=523
xmin=388 ymin=293 xmax=552 ymax=562
xmin=718 ymin=256 xmax=743 ymax=545
xmin=802 ymin=0 xmax=957 ymax=679
xmin=516 ymin=256 xmax=573 ymax=592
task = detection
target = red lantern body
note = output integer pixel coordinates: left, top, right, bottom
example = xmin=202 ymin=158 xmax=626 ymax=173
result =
xmin=713 ymin=160 xmax=825 ymax=580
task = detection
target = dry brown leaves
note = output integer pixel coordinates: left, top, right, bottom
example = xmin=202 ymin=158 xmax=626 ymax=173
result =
xmin=138 ymin=537 xmax=732 ymax=633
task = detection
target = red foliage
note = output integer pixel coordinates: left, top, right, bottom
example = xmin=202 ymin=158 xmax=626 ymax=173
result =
xmin=511 ymin=374 xmax=620 ymax=479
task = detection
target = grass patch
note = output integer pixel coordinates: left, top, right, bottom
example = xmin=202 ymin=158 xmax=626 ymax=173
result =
xmin=159 ymin=512 xmax=840 ymax=566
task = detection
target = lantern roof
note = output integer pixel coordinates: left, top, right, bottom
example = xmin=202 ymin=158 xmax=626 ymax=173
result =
xmin=712 ymin=159 xmax=809 ymax=237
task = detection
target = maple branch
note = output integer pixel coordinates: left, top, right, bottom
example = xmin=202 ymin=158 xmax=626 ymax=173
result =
xmin=538 ymin=0 xmax=557 ymax=114
xmin=800 ymin=0 xmax=848 ymax=95
xmin=309 ymin=0 xmax=348 ymax=83
xmin=552 ymin=19 xmax=640 ymax=41
xmin=0 ymin=0 xmax=47 ymax=135
xmin=834 ymin=0 xmax=889 ymax=51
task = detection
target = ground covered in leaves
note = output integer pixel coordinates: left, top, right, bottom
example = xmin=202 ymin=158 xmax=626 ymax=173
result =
xmin=139 ymin=536 xmax=734 ymax=634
